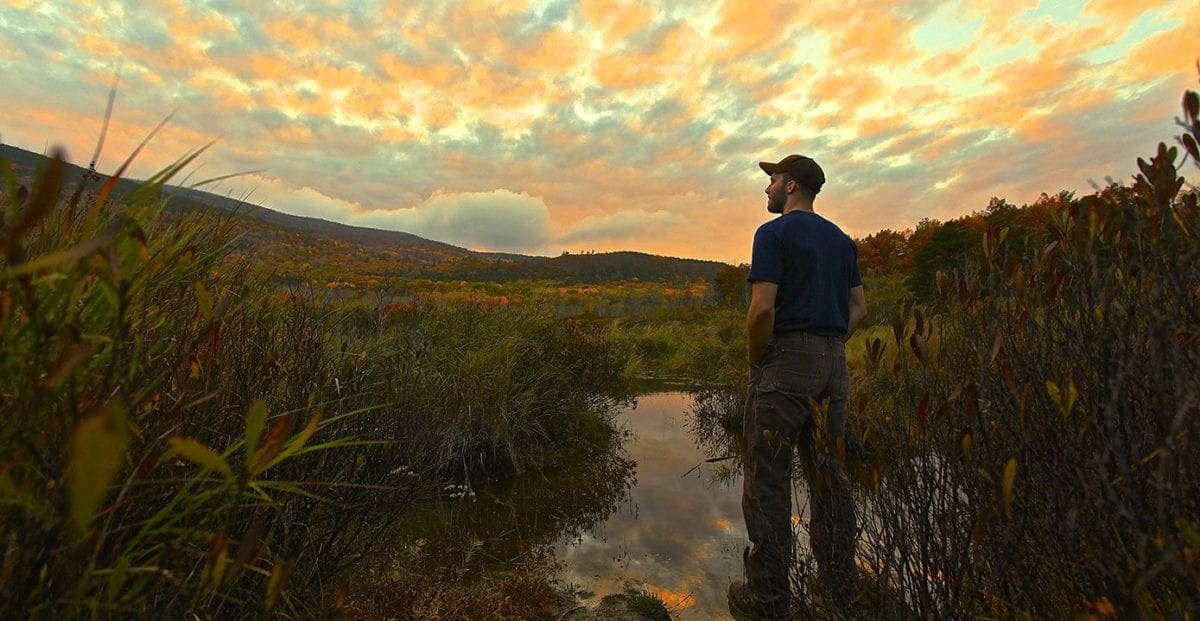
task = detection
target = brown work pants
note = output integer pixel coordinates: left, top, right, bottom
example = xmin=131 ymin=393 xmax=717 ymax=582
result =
xmin=742 ymin=331 xmax=857 ymax=616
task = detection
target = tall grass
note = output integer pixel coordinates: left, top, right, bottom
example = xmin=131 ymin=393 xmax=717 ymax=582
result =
xmin=0 ymin=145 xmax=626 ymax=617
xmin=607 ymin=309 xmax=745 ymax=382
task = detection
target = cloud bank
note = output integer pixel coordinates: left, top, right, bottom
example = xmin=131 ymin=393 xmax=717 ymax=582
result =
xmin=240 ymin=178 xmax=552 ymax=252
xmin=357 ymin=190 xmax=552 ymax=253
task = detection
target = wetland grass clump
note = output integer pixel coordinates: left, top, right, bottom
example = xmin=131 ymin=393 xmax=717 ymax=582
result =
xmin=0 ymin=143 xmax=626 ymax=617
xmin=606 ymin=309 xmax=744 ymax=383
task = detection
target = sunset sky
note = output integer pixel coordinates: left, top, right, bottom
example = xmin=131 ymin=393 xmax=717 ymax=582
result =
xmin=1 ymin=1 xmax=1196 ymax=263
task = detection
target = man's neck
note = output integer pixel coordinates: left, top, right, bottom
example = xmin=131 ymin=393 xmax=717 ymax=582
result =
xmin=782 ymin=201 xmax=815 ymax=215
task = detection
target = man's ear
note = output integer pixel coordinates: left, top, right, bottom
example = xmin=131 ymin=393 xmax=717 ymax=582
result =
xmin=785 ymin=179 xmax=797 ymax=194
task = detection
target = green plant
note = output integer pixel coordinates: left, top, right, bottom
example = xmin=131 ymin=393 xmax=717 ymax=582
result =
xmin=623 ymin=585 xmax=672 ymax=620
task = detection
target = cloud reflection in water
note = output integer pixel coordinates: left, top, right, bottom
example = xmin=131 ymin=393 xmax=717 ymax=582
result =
xmin=555 ymin=391 xmax=749 ymax=619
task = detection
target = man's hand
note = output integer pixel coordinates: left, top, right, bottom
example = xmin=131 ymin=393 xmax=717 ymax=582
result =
xmin=747 ymin=281 xmax=777 ymax=366
xmin=842 ymin=285 xmax=867 ymax=342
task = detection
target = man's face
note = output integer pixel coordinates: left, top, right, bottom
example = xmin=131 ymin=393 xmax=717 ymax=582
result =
xmin=765 ymin=173 xmax=788 ymax=214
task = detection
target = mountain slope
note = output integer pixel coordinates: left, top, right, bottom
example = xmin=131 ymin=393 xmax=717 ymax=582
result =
xmin=1 ymin=143 xmax=728 ymax=283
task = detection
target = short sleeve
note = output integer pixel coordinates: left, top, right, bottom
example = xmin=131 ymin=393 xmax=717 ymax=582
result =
xmin=849 ymin=241 xmax=863 ymax=288
xmin=747 ymin=226 xmax=783 ymax=284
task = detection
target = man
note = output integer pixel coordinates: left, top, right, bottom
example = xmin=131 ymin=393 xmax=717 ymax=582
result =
xmin=728 ymin=154 xmax=867 ymax=620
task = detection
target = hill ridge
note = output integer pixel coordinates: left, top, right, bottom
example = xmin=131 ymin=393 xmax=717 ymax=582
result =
xmin=1 ymin=143 xmax=728 ymax=284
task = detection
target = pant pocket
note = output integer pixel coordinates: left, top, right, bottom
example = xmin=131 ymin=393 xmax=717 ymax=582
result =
xmin=761 ymin=349 xmax=826 ymax=396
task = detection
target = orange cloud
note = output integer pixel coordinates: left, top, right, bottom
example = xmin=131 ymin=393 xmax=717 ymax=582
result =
xmin=14 ymin=103 xmax=214 ymax=180
xmin=714 ymin=0 xmax=798 ymax=58
xmin=375 ymin=125 xmax=418 ymax=143
xmin=828 ymin=12 xmax=916 ymax=66
xmin=964 ymin=0 xmax=1040 ymax=42
xmin=517 ymin=27 xmax=590 ymax=74
xmin=580 ymin=0 xmax=656 ymax=42
xmin=856 ymin=116 xmax=903 ymax=141
xmin=271 ymin=88 xmax=334 ymax=119
xmin=340 ymin=86 xmax=415 ymax=123
xmin=271 ymin=123 xmax=314 ymax=145
xmin=247 ymin=54 xmax=289 ymax=80
xmin=184 ymin=71 xmax=255 ymax=109
xmin=594 ymin=54 xmax=663 ymax=89
xmin=920 ymin=46 xmax=977 ymax=76
xmin=1114 ymin=10 xmax=1199 ymax=83
xmin=76 ymin=32 xmax=120 ymax=58
xmin=311 ymin=63 xmax=368 ymax=92
xmin=264 ymin=17 xmax=323 ymax=51
xmin=376 ymin=53 xmax=463 ymax=88
xmin=462 ymin=65 xmax=551 ymax=110
xmin=159 ymin=0 xmax=236 ymax=40
xmin=995 ymin=55 xmax=1074 ymax=97
xmin=422 ymin=100 xmax=458 ymax=130
xmin=810 ymin=70 xmax=888 ymax=110
xmin=1085 ymin=0 xmax=1173 ymax=22
xmin=594 ymin=22 xmax=704 ymax=89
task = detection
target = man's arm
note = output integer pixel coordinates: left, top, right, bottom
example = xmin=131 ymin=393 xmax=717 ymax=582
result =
xmin=747 ymin=281 xmax=777 ymax=366
xmin=844 ymin=284 xmax=867 ymax=342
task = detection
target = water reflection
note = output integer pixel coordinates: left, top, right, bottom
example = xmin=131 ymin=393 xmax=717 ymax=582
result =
xmin=555 ymin=390 xmax=748 ymax=619
xmin=402 ymin=389 xmax=758 ymax=618
xmin=399 ymin=413 xmax=637 ymax=568
xmin=688 ymin=386 xmax=747 ymax=485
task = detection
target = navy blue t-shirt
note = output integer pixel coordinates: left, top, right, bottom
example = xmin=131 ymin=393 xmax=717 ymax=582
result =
xmin=747 ymin=210 xmax=862 ymax=337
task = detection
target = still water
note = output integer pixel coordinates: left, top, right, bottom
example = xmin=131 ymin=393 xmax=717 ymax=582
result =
xmin=403 ymin=388 xmax=758 ymax=618
xmin=554 ymin=390 xmax=747 ymax=619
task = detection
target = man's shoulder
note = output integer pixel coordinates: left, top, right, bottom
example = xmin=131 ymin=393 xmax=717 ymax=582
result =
xmin=754 ymin=218 xmax=782 ymax=237
xmin=812 ymin=214 xmax=853 ymax=242
xmin=782 ymin=212 xmax=849 ymax=237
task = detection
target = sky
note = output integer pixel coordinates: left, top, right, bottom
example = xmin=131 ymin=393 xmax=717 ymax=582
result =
xmin=0 ymin=0 xmax=1196 ymax=263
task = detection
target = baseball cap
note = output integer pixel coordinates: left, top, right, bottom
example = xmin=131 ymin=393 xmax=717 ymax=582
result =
xmin=759 ymin=154 xmax=825 ymax=194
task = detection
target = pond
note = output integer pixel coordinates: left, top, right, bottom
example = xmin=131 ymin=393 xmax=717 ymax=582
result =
xmin=398 ymin=386 xmax=789 ymax=618
xmin=553 ymin=389 xmax=748 ymax=618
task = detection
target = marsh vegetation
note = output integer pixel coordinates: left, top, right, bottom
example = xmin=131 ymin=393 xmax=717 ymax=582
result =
xmin=0 ymin=145 xmax=628 ymax=617
xmin=2 ymin=74 xmax=1198 ymax=620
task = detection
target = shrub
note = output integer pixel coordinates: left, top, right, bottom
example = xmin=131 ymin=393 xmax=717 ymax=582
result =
xmin=848 ymin=77 xmax=1200 ymax=617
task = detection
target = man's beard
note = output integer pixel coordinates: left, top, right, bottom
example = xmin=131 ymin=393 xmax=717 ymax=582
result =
xmin=767 ymin=189 xmax=785 ymax=214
